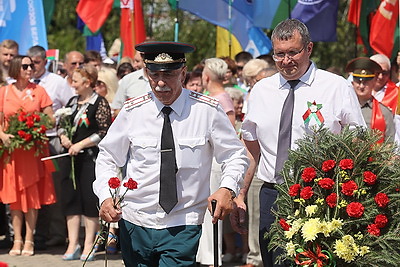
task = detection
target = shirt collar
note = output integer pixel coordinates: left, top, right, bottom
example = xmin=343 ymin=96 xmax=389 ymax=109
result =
xmin=278 ymin=61 xmax=316 ymax=89
xmin=153 ymin=87 xmax=186 ymax=117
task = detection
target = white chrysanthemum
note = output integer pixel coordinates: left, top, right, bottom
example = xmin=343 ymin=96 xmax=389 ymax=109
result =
xmin=54 ymin=107 xmax=72 ymax=118
xmin=329 ymin=218 xmax=343 ymax=231
xmin=301 ymin=218 xmax=320 ymax=242
xmin=285 ymin=241 xmax=297 ymax=257
xmin=305 ymin=205 xmax=318 ymax=217
xmin=359 ymin=246 xmax=370 ymax=256
xmin=319 ymin=221 xmax=331 ymax=237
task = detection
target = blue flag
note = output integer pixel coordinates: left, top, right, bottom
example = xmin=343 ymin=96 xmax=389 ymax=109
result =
xmin=179 ymin=0 xmax=272 ymax=57
xmin=291 ymin=0 xmax=339 ymax=42
xmin=0 ymin=1 xmax=48 ymax=53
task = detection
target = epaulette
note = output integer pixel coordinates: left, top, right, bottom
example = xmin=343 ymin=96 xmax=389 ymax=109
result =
xmin=189 ymin=91 xmax=219 ymax=107
xmin=124 ymin=93 xmax=152 ymax=111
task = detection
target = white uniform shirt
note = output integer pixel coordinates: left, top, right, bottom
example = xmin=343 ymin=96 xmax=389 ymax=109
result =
xmin=111 ymin=69 xmax=150 ymax=110
xmin=94 ymin=89 xmax=249 ymax=229
xmin=34 ymin=71 xmax=73 ymax=136
xmin=242 ymin=62 xmax=366 ymax=184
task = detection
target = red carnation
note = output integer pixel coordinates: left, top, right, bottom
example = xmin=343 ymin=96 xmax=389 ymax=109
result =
xmin=18 ymin=113 xmax=27 ymax=122
xmin=24 ymin=133 xmax=32 ymax=142
xmin=374 ymin=214 xmax=388 ymax=228
xmin=300 ymin=186 xmax=314 ymax=200
xmin=108 ymin=177 xmax=121 ymax=189
xmin=339 ymin=159 xmax=353 ymax=170
xmin=40 ymin=125 xmax=47 ymax=134
xmin=346 ymin=202 xmax=364 ymax=218
xmin=18 ymin=130 xmax=26 ymax=138
xmin=363 ymin=171 xmax=377 ymax=185
xmin=326 ymin=193 xmax=337 ymax=208
xmin=123 ymin=178 xmax=138 ymax=190
xmin=368 ymin=157 xmax=374 ymax=162
xmin=288 ymin=184 xmax=301 ymax=197
xmin=318 ymin=178 xmax=335 ymax=190
xmin=279 ymin=218 xmax=291 ymax=231
xmin=341 ymin=180 xmax=358 ymax=196
xmin=25 ymin=119 xmax=34 ymax=128
xmin=321 ymin=160 xmax=336 ymax=172
xmin=301 ymin=167 xmax=316 ymax=182
xmin=374 ymin=193 xmax=389 ymax=208
xmin=32 ymin=114 xmax=41 ymax=122
xmin=367 ymin=224 xmax=380 ymax=236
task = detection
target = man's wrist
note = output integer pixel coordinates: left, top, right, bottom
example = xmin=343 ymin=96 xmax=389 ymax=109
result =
xmin=221 ymin=187 xmax=236 ymax=199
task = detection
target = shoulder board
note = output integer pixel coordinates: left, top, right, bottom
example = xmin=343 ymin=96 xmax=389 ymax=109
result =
xmin=124 ymin=93 xmax=152 ymax=111
xmin=189 ymin=91 xmax=219 ymax=107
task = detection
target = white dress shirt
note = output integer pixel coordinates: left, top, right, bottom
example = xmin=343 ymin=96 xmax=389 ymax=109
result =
xmin=242 ymin=62 xmax=366 ymax=184
xmin=111 ymin=69 xmax=150 ymax=110
xmin=34 ymin=71 xmax=73 ymax=136
xmin=94 ymin=88 xmax=249 ymax=229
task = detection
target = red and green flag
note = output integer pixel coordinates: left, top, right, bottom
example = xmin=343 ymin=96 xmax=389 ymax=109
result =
xmin=46 ymin=49 xmax=59 ymax=61
xmin=76 ymin=0 xmax=114 ymax=33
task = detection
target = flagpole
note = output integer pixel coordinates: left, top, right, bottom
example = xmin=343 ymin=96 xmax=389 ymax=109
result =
xmin=228 ymin=0 xmax=232 ymax=58
xmin=174 ymin=0 xmax=180 ymax=42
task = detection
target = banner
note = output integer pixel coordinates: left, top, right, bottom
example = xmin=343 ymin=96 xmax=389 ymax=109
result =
xmin=216 ymin=26 xmax=243 ymax=59
xmin=76 ymin=0 xmax=114 ymax=33
xmin=291 ymin=0 xmax=339 ymax=42
xmin=179 ymin=0 xmax=271 ymax=57
xmin=369 ymin=0 xmax=399 ymax=58
xmin=0 ymin=0 xmax=48 ymax=54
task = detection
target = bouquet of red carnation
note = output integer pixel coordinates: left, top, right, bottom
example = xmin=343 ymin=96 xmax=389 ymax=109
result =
xmin=269 ymin=127 xmax=400 ymax=267
xmin=4 ymin=109 xmax=53 ymax=156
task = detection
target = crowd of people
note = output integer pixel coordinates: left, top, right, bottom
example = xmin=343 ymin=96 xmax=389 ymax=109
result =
xmin=0 ymin=18 xmax=399 ymax=267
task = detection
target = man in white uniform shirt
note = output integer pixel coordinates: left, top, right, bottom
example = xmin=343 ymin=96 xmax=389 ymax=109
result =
xmin=27 ymin=45 xmax=73 ymax=249
xmin=94 ymin=41 xmax=248 ymax=267
xmin=230 ymin=19 xmax=366 ymax=267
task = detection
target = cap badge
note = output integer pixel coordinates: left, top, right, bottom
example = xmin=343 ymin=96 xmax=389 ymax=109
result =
xmin=154 ymin=53 xmax=174 ymax=63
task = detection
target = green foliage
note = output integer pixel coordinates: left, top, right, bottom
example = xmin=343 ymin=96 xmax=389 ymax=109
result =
xmin=268 ymin=127 xmax=400 ymax=267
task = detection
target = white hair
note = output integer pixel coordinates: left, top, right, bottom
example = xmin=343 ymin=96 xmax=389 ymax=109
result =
xmin=204 ymin=58 xmax=228 ymax=81
xmin=370 ymin=54 xmax=391 ymax=69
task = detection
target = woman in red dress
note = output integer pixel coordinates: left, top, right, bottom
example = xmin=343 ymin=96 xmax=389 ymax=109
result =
xmin=0 ymin=55 xmax=56 ymax=256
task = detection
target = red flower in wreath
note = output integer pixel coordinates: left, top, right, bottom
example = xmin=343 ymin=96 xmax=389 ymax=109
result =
xmin=367 ymin=224 xmax=380 ymax=236
xmin=321 ymin=160 xmax=336 ymax=172
xmin=18 ymin=112 xmax=27 ymax=122
xmin=363 ymin=171 xmax=377 ymax=185
xmin=301 ymin=167 xmax=316 ymax=182
xmin=346 ymin=202 xmax=364 ymax=218
xmin=374 ymin=193 xmax=389 ymax=208
xmin=108 ymin=177 xmax=121 ymax=189
xmin=289 ymin=184 xmax=301 ymax=197
xmin=318 ymin=178 xmax=335 ymax=189
xmin=341 ymin=180 xmax=358 ymax=196
xmin=326 ymin=193 xmax=337 ymax=208
xmin=374 ymin=214 xmax=388 ymax=228
xmin=279 ymin=218 xmax=291 ymax=231
xmin=300 ymin=186 xmax=314 ymax=200
xmin=339 ymin=159 xmax=354 ymax=170
xmin=25 ymin=118 xmax=34 ymax=128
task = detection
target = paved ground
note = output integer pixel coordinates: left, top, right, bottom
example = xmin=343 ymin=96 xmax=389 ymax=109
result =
xmin=0 ymin=245 xmax=244 ymax=267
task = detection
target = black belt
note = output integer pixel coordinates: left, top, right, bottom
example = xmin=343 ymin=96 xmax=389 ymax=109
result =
xmin=263 ymin=182 xmax=276 ymax=190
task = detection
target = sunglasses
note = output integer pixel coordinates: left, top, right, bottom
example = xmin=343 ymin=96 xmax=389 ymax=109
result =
xmin=71 ymin=62 xmax=84 ymax=66
xmin=378 ymin=70 xmax=390 ymax=76
xmin=22 ymin=64 xmax=34 ymax=70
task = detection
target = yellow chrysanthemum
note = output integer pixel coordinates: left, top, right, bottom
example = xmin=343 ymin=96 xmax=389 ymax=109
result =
xmin=305 ymin=205 xmax=318 ymax=217
xmin=319 ymin=221 xmax=331 ymax=237
xmin=286 ymin=241 xmax=297 ymax=257
xmin=301 ymin=218 xmax=320 ymax=242
xmin=329 ymin=219 xmax=343 ymax=231
xmin=294 ymin=209 xmax=300 ymax=217
xmin=334 ymin=235 xmax=359 ymax=263
xmin=359 ymin=246 xmax=370 ymax=256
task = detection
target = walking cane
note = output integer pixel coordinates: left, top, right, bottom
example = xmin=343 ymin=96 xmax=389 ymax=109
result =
xmin=211 ymin=199 xmax=218 ymax=267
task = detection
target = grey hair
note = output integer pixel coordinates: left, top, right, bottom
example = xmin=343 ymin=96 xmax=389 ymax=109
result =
xmin=27 ymin=45 xmax=46 ymax=59
xmin=271 ymin=19 xmax=311 ymax=48
xmin=204 ymin=58 xmax=228 ymax=81
xmin=225 ymin=87 xmax=244 ymax=101
xmin=242 ymin=59 xmax=269 ymax=79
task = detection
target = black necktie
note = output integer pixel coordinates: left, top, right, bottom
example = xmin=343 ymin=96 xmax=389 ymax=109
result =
xmin=33 ymin=79 xmax=40 ymax=84
xmin=274 ymin=80 xmax=300 ymax=183
xmin=159 ymin=106 xmax=178 ymax=213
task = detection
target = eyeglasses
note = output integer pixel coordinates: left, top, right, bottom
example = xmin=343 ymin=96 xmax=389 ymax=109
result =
xmin=71 ymin=62 xmax=84 ymax=66
xmin=95 ymin=81 xmax=105 ymax=87
xmin=21 ymin=64 xmax=34 ymax=70
xmin=273 ymin=46 xmax=306 ymax=62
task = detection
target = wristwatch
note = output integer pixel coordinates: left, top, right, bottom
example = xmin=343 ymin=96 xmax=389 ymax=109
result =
xmin=222 ymin=187 xmax=236 ymax=199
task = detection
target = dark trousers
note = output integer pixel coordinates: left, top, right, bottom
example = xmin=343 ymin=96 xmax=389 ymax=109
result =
xmin=119 ymin=219 xmax=202 ymax=267
xmin=259 ymin=184 xmax=288 ymax=267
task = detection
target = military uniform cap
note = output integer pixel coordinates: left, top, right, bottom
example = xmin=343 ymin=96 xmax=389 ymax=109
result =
xmin=135 ymin=41 xmax=196 ymax=71
xmin=345 ymin=57 xmax=382 ymax=82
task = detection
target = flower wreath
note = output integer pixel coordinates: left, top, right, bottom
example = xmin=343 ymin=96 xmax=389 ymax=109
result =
xmin=268 ymin=127 xmax=400 ymax=267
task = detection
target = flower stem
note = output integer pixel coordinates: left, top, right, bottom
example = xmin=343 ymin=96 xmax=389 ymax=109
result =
xmin=71 ymin=156 xmax=76 ymax=190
